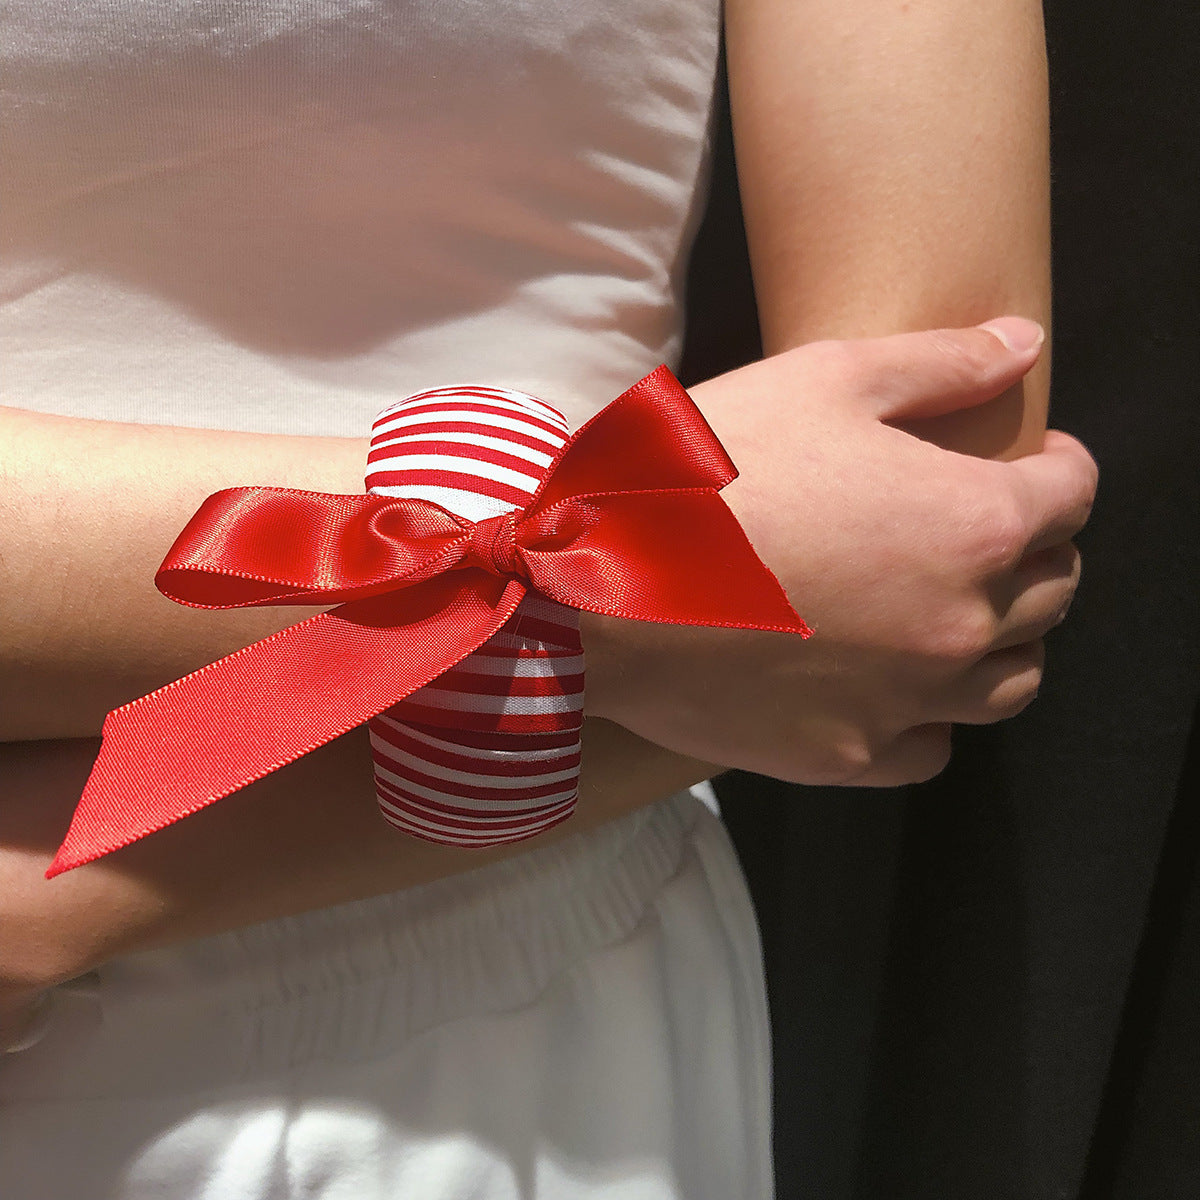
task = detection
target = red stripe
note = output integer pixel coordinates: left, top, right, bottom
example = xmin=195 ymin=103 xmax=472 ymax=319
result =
xmin=377 ymin=797 xmax=576 ymax=840
xmin=398 ymin=721 xmax=583 ymax=751
xmin=463 ymin=644 xmax=582 ymax=662
xmin=371 ymin=420 xmax=562 ymax=458
xmin=376 ymin=778 xmax=576 ymax=827
xmin=405 ymin=386 xmax=569 ymax=428
xmin=373 ymin=759 xmax=578 ymax=805
xmin=371 ymin=740 xmax=579 ymax=785
xmin=424 ymin=669 xmax=585 ymax=698
xmin=506 ymin=614 xmax=584 ymax=647
xmin=366 ymin=440 xmax=553 ymax=478
xmin=385 ymin=701 xmax=583 ymax=734
xmin=378 ymin=809 xmax=575 ymax=846
xmin=391 ymin=388 xmax=569 ymax=430
xmin=377 ymin=812 xmax=566 ymax=841
xmin=371 ymin=721 xmax=580 ymax=776
xmin=373 ymin=400 xmax=566 ymax=441
xmin=363 ymin=469 xmax=535 ymax=508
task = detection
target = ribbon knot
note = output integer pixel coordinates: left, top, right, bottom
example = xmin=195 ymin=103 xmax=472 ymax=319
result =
xmin=465 ymin=512 xmax=521 ymax=578
xmin=47 ymin=365 xmax=811 ymax=878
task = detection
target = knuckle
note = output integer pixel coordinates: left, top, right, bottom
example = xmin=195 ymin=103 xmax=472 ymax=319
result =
xmin=972 ymin=499 xmax=1028 ymax=573
xmin=834 ymin=736 xmax=877 ymax=783
xmin=1079 ymin=450 xmax=1100 ymax=506
xmin=874 ymin=726 xmax=953 ymax=787
xmin=1047 ymin=546 xmax=1082 ymax=623
xmin=1068 ymin=544 xmax=1084 ymax=590
xmin=1065 ymin=435 xmax=1100 ymax=500
xmin=933 ymin=602 xmax=999 ymax=665
xmin=1048 ymin=432 xmax=1100 ymax=516
xmin=1047 ymin=593 xmax=1076 ymax=635
xmin=1070 ymin=549 xmax=1089 ymax=600
xmin=992 ymin=676 xmax=1040 ymax=719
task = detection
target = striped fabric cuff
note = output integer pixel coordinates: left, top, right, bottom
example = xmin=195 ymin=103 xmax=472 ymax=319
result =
xmin=365 ymin=386 xmax=584 ymax=847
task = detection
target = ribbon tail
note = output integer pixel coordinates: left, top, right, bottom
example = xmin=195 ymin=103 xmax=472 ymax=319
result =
xmin=521 ymin=491 xmax=811 ymax=635
xmin=47 ymin=573 xmax=523 ymax=877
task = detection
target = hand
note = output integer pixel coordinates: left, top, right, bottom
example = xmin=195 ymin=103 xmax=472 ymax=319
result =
xmin=583 ymin=318 xmax=1097 ymax=786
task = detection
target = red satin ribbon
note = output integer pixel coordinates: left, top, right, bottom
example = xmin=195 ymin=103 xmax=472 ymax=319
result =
xmin=47 ymin=367 xmax=810 ymax=877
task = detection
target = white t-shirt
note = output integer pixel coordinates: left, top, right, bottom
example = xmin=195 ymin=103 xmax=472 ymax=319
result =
xmin=1 ymin=0 xmax=721 ymax=432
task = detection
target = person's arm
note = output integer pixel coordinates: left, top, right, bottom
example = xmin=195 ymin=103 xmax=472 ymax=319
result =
xmin=726 ymin=0 xmax=1051 ymax=457
xmin=0 ymin=724 xmax=712 ymax=1000
xmin=581 ymin=0 xmax=1080 ymax=785
xmin=2 ymin=0 xmax=1094 ymax=1014
xmin=2 ymin=3 xmax=1049 ymax=741
xmin=0 ymin=408 xmax=370 ymax=739
xmin=0 ymin=407 xmax=712 ymax=1021
xmin=2 ymin=321 xmax=1092 ymax=1018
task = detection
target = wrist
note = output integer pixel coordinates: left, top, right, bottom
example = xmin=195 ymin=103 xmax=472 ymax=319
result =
xmin=578 ymin=610 xmax=626 ymax=722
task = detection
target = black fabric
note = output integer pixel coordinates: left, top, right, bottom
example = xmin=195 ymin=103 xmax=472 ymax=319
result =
xmin=677 ymin=4 xmax=1200 ymax=1195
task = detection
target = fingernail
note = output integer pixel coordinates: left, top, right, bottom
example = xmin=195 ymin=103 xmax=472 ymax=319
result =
xmin=978 ymin=317 xmax=1045 ymax=353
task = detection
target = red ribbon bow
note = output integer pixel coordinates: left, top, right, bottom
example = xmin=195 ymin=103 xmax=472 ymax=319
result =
xmin=47 ymin=367 xmax=809 ymax=878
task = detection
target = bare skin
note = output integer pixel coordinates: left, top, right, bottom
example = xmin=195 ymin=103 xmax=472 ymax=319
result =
xmin=728 ymin=0 xmax=1052 ymax=457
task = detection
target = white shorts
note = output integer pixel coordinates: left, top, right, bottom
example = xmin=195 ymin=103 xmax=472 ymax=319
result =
xmin=0 ymin=791 xmax=773 ymax=1199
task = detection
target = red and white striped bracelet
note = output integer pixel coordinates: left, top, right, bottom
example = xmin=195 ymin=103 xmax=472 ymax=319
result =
xmin=365 ymin=385 xmax=584 ymax=847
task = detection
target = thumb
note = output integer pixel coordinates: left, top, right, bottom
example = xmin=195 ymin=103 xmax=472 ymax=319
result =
xmin=863 ymin=317 xmax=1044 ymax=421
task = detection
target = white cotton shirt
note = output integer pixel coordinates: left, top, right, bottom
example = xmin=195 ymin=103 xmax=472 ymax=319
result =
xmin=1 ymin=0 xmax=720 ymax=432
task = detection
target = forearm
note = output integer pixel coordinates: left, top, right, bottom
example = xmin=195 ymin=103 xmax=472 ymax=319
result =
xmin=727 ymin=0 xmax=1050 ymax=457
xmin=2 ymin=323 xmax=1094 ymax=990
xmin=0 ymin=398 xmax=713 ymax=990
xmin=1 ymin=724 xmax=714 ymax=989
xmin=0 ymin=405 xmax=369 ymax=739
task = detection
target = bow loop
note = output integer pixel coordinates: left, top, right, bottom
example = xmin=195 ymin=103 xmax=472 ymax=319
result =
xmin=155 ymin=488 xmax=470 ymax=609
xmin=531 ymin=365 xmax=737 ymax=510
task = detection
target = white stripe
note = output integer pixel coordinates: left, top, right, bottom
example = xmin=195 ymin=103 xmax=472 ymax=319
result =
xmin=363 ymin=485 xmax=517 ymax=521
xmin=371 ymin=713 xmax=581 ymax=762
xmin=403 ymin=686 xmax=586 ymax=715
xmin=378 ymin=785 xmax=576 ymax=828
xmin=372 ymin=409 xmax=566 ymax=448
xmin=484 ymin=632 xmax=581 ymax=656
xmin=514 ymin=593 xmax=582 ymax=626
xmin=449 ymin=653 xmax=586 ymax=678
xmin=366 ymin=453 xmax=542 ymax=494
xmin=382 ymin=388 xmax=570 ymax=430
xmin=370 ymin=739 xmax=580 ymax=790
xmin=370 ymin=430 xmax=556 ymax=469
xmin=374 ymin=766 xmax=578 ymax=811
xmin=377 ymin=798 xmax=574 ymax=841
